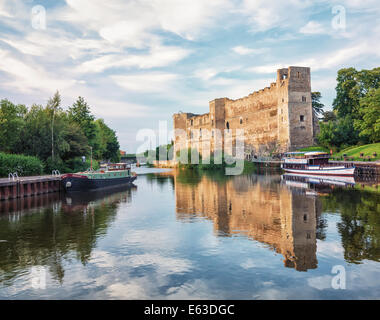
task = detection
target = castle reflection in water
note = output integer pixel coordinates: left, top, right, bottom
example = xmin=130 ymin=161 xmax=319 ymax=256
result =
xmin=174 ymin=173 xmax=326 ymax=272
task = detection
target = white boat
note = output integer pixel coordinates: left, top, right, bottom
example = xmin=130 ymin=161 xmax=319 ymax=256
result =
xmin=281 ymin=151 xmax=355 ymax=176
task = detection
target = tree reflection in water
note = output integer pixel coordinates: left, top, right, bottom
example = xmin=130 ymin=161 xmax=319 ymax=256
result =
xmin=0 ymin=186 xmax=135 ymax=286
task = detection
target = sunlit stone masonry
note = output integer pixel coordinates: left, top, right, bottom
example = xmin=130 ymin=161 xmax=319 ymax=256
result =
xmin=173 ymin=66 xmax=319 ymax=159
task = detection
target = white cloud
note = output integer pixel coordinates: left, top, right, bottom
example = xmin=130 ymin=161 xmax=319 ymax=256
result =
xmin=112 ymin=73 xmax=179 ymax=93
xmin=0 ymin=49 xmax=76 ymax=94
xmin=77 ymin=45 xmax=190 ymax=73
xmin=248 ymin=40 xmax=380 ymax=74
xmin=151 ymin=0 xmax=231 ymax=40
xmin=241 ymin=0 xmax=313 ymax=32
xmin=232 ymin=46 xmax=267 ymax=55
xmin=300 ymin=21 xmax=326 ymax=34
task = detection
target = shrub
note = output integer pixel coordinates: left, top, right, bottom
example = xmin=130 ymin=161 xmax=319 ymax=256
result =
xmin=0 ymin=152 xmax=43 ymax=177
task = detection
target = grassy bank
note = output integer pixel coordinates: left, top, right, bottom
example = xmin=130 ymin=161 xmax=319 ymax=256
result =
xmin=331 ymin=143 xmax=380 ymax=161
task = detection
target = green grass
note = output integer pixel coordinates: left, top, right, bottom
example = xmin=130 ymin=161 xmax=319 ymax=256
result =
xmin=332 ymin=143 xmax=380 ymax=161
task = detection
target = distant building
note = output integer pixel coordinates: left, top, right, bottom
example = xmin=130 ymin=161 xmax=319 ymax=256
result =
xmin=173 ymin=66 xmax=318 ymax=159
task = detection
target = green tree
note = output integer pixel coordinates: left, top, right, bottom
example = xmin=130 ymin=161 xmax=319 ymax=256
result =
xmin=322 ymin=111 xmax=337 ymax=122
xmin=0 ymin=99 xmax=27 ymax=153
xmin=311 ymin=92 xmax=324 ymax=116
xmin=60 ymin=116 xmax=89 ymax=161
xmin=317 ymin=115 xmax=359 ymax=150
xmin=46 ymin=91 xmax=62 ymax=162
xmin=333 ymin=67 xmax=361 ymax=118
xmin=95 ymin=119 xmax=120 ymax=162
xmin=354 ymin=87 xmax=380 ymax=143
xmin=68 ymin=97 xmax=97 ymax=144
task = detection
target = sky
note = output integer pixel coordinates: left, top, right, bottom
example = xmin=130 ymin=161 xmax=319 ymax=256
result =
xmin=0 ymin=0 xmax=379 ymax=152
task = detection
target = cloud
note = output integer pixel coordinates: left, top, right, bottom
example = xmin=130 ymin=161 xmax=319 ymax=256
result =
xmin=151 ymin=0 xmax=232 ymax=40
xmin=0 ymin=49 xmax=76 ymax=94
xmin=300 ymin=21 xmax=326 ymax=34
xmin=232 ymin=46 xmax=267 ymax=55
xmin=77 ymin=45 xmax=191 ymax=73
xmin=248 ymin=40 xmax=380 ymax=74
xmin=240 ymin=0 xmax=313 ymax=32
xmin=111 ymin=73 xmax=179 ymax=93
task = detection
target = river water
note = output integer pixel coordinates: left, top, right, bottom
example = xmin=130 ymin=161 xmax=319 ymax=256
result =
xmin=0 ymin=169 xmax=379 ymax=299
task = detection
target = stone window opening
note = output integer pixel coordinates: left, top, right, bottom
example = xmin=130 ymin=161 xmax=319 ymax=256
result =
xmin=297 ymin=71 xmax=301 ymax=78
xmin=199 ymin=128 xmax=202 ymax=138
xmin=226 ymin=121 xmax=230 ymax=131
xmin=303 ymin=214 xmax=308 ymax=222
xmin=190 ymin=119 xmax=193 ymax=126
xmin=300 ymin=115 xmax=305 ymax=122
xmin=240 ymin=117 xmax=243 ymax=125
xmin=282 ymin=98 xmax=284 ymax=102
xmin=302 ymin=96 xmax=306 ymax=102
xmin=211 ymin=130 xmax=214 ymax=138
xmin=281 ymin=74 xmax=287 ymax=80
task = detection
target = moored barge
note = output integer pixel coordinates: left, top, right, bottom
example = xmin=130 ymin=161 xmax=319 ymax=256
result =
xmin=61 ymin=163 xmax=137 ymax=192
xmin=281 ymin=151 xmax=355 ymax=176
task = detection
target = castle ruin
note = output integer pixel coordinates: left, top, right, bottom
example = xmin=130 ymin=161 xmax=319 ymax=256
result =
xmin=173 ymin=66 xmax=318 ymax=159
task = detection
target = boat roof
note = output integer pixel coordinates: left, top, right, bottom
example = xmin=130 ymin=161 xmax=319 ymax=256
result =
xmin=304 ymin=151 xmax=329 ymax=156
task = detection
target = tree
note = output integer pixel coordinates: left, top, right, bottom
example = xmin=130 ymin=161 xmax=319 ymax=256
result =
xmin=60 ymin=118 xmax=89 ymax=161
xmin=68 ymin=97 xmax=97 ymax=144
xmin=0 ymin=99 xmax=27 ymax=153
xmin=47 ymin=91 xmax=62 ymax=162
xmin=317 ymin=115 xmax=359 ymax=150
xmin=322 ymin=111 xmax=337 ymax=122
xmin=332 ymin=68 xmax=361 ymax=118
xmin=311 ymin=92 xmax=324 ymax=116
xmin=95 ymin=119 xmax=120 ymax=162
xmin=354 ymin=87 xmax=380 ymax=143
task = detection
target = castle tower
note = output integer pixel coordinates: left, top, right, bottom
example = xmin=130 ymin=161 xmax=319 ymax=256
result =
xmin=277 ymin=66 xmax=314 ymax=151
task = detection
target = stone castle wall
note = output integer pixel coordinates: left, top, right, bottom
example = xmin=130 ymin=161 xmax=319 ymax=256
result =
xmin=173 ymin=66 xmax=318 ymax=158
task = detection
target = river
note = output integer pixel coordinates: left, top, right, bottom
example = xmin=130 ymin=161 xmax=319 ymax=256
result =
xmin=0 ymin=169 xmax=379 ymax=299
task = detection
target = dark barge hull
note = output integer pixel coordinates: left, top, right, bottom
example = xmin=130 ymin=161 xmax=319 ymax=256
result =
xmin=62 ymin=174 xmax=137 ymax=192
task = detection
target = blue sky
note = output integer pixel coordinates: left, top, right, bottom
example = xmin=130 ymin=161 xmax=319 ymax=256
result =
xmin=0 ymin=0 xmax=379 ymax=152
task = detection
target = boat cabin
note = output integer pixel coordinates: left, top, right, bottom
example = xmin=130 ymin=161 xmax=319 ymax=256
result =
xmin=100 ymin=163 xmax=130 ymax=171
xmin=283 ymin=152 xmax=330 ymax=166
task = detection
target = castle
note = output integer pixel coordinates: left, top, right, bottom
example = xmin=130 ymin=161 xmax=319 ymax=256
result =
xmin=173 ymin=66 xmax=318 ymax=159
